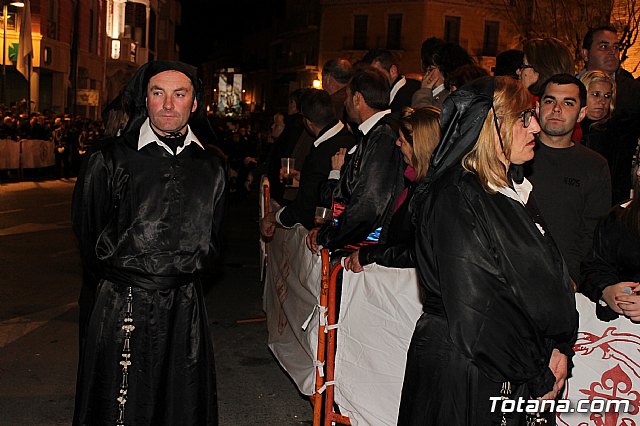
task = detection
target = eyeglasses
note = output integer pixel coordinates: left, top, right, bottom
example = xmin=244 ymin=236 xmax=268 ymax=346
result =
xmin=519 ymin=63 xmax=534 ymax=72
xmin=518 ymin=108 xmax=537 ymax=128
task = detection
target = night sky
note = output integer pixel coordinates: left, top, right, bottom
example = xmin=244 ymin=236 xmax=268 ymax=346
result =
xmin=177 ymin=0 xmax=285 ymax=68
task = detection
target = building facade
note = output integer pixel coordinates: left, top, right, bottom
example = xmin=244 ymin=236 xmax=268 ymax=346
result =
xmin=319 ymin=0 xmax=517 ymax=79
xmin=0 ymin=0 xmax=179 ymax=119
xmin=104 ymin=0 xmax=181 ymax=112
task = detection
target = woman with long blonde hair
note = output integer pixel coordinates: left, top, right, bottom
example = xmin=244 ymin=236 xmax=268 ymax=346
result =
xmin=343 ymin=106 xmax=441 ymax=272
xmin=398 ymin=77 xmax=577 ymax=425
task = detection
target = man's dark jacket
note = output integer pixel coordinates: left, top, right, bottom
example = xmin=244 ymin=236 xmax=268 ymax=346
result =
xmin=279 ymin=122 xmax=356 ymax=229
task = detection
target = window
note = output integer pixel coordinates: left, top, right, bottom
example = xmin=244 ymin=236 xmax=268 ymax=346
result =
xmin=48 ymin=0 xmax=58 ymax=39
xmin=444 ymin=16 xmax=461 ymax=44
xmin=0 ymin=11 xmax=17 ymax=31
xmin=387 ymin=14 xmax=402 ymax=50
xmin=125 ymin=2 xmax=147 ymax=48
xmin=483 ymin=21 xmax=500 ymax=56
xmin=353 ymin=15 xmax=368 ymax=50
xmin=88 ymin=0 xmax=99 ymax=54
xmin=149 ymin=8 xmax=156 ymax=51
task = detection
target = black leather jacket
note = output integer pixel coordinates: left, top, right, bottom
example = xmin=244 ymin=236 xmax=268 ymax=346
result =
xmin=317 ymin=115 xmax=404 ymax=252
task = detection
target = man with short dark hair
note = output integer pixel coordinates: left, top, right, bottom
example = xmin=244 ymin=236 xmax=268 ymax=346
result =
xmin=72 ymin=60 xmax=225 ymax=425
xmin=527 ymin=73 xmax=611 ymax=286
xmin=362 ymin=49 xmax=421 ymax=114
xmin=306 ymin=67 xmax=405 ymax=253
xmin=259 ymin=89 xmax=355 ymax=234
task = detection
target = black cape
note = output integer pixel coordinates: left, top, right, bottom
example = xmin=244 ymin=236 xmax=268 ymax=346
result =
xmin=399 ymin=168 xmax=578 ymax=425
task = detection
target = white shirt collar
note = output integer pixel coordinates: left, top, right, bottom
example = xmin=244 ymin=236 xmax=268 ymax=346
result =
xmin=314 ymin=121 xmax=344 ymax=147
xmin=137 ymin=118 xmax=203 ymax=155
xmin=358 ymin=109 xmax=391 ymax=135
xmin=433 ymin=84 xmax=446 ymax=97
xmin=389 ymin=76 xmax=406 ymax=104
xmin=489 ymin=177 xmax=533 ymax=206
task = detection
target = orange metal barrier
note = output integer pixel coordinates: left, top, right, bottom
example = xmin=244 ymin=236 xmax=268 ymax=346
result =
xmin=259 ymin=176 xmax=270 ymax=282
xmin=313 ymin=250 xmax=351 ymax=426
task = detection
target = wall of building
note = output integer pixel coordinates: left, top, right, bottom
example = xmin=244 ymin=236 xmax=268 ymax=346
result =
xmin=319 ymin=0 xmax=517 ymax=77
xmin=319 ymin=0 xmax=426 ymax=75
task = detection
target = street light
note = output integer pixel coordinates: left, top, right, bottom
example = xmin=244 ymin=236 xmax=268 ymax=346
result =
xmin=2 ymin=0 xmax=24 ymax=106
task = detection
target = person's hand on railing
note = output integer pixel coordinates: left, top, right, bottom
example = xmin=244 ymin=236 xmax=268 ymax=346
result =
xmin=259 ymin=211 xmax=277 ymax=239
xmin=602 ymin=281 xmax=639 ymax=315
xmin=615 ymin=282 xmax=640 ymax=321
xmin=306 ymin=228 xmax=320 ymax=254
xmin=343 ymin=250 xmax=364 ymax=273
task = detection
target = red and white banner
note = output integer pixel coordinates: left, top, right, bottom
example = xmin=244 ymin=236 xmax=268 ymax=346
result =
xmin=558 ymin=293 xmax=640 ymax=425
xmin=263 ymin=225 xmax=322 ymax=396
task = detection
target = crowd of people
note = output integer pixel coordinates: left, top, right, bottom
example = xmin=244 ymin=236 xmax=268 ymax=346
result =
xmin=259 ymin=24 xmax=640 ymax=425
xmin=0 ymin=108 xmax=104 ymax=179
xmin=60 ymin=21 xmax=640 ymax=426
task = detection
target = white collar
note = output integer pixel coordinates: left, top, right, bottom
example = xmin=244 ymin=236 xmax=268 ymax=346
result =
xmin=137 ymin=118 xmax=203 ymax=155
xmin=314 ymin=121 xmax=344 ymax=147
xmin=489 ymin=178 xmax=533 ymax=206
xmin=358 ymin=109 xmax=391 ymax=135
xmin=389 ymin=76 xmax=406 ymax=103
xmin=433 ymin=84 xmax=446 ymax=97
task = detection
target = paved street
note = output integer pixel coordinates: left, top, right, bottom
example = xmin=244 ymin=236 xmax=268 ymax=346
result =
xmin=0 ymin=178 xmax=311 ymax=425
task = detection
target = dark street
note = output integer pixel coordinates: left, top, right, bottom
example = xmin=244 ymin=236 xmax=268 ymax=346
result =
xmin=0 ymin=179 xmax=311 ymax=425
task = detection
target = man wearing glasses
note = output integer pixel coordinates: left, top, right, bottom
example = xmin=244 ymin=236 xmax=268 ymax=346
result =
xmin=526 ymin=74 xmax=611 ymax=288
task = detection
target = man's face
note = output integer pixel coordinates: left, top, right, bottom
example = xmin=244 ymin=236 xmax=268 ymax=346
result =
xmin=146 ymin=70 xmax=197 ymax=134
xmin=537 ymin=83 xmax=586 ymax=137
xmin=583 ymin=30 xmax=620 ymax=75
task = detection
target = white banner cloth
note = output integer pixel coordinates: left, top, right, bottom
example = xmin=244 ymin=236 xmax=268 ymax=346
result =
xmin=263 ymin=225 xmax=323 ymax=395
xmin=21 ymin=139 xmax=54 ymax=168
xmin=0 ymin=138 xmax=20 ymax=169
xmin=558 ymin=293 xmax=640 ymax=425
xmin=335 ymin=264 xmax=422 ymax=426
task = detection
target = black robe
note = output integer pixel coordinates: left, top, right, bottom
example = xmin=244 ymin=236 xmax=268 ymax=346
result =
xmin=72 ymin=130 xmax=225 ymax=426
xmin=398 ymin=167 xmax=577 ymax=425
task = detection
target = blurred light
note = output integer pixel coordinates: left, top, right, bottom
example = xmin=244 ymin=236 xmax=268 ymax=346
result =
xmin=10 ymin=2 xmax=24 ymax=7
xmin=312 ymin=79 xmax=322 ymax=89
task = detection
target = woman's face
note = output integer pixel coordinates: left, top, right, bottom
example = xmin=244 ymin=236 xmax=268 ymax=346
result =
xmin=516 ymin=56 xmax=539 ymax=91
xmin=509 ymin=110 xmax=541 ymax=165
xmin=396 ymin=132 xmax=414 ymax=166
xmin=586 ymin=81 xmax=613 ymax=122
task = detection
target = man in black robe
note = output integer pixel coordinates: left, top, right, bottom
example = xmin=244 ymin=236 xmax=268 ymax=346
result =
xmin=72 ymin=61 xmax=225 ymax=426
